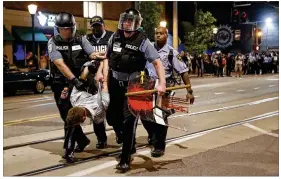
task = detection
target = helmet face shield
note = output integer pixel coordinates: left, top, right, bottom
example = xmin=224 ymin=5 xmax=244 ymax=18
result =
xmin=118 ymin=12 xmax=142 ymax=32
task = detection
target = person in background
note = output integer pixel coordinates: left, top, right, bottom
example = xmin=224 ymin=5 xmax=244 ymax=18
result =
xmin=40 ymin=50 xmax=49 ymax=69
xmin=211 ymin=52 xmax=217 ymax=76
xmin=4 ymin=54 xmax=10 ymax=71
xmin=196 ymin=54 xmax=204 ymax=77
xmin=226 ymin=53 xmax=232 ymax=77
xmin=235 ymin=53 xmax=243 ymax=78
xmin=26 ymin=52 xmax=39 ymax=70
xmin=216 ymin=52 xmax=223 ymax=77
xmin=272 ymin=52 xmax=279 ymax=73
xmin=186 ymin=52 xmax=193 ymax=74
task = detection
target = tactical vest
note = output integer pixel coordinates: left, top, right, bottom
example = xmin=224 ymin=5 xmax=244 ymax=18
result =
xmin=109 ymin=30 xmax=147 ymax=74
xmin=86 ymin=30 xmax=113 ymax=53
xmin=51 ymin=34 xmax=89 ymax=78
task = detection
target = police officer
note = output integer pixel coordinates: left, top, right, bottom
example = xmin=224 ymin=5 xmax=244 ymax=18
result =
xmin=85 ymin=16 xmax=114 ymax=149
xmin=48 ymin=12 xmax=106 ymax=162
xmin=145 ymin=26 xmax=195 ymax=157
xmin=106 ymin=8 xmax=166 ymax=172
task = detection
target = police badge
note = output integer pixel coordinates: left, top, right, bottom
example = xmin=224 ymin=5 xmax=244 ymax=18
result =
xmin=48 ymin=44 xmax=53 ymax=54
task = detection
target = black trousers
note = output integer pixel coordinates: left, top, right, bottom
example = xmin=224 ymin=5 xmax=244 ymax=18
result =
xmin=273 ymin=63 xmax=278 ymax=73
xmin=52 ymin=83 xmax=89 ymax=151
xmin=142 ymin=119 xmax=168 ymax=150
xmin=217 ymin=67 xmax=223 ymax=77
xmin=106 ymin=73 xmax=126 ymax=138
xmin=197 ymin=66 xmax=203 ymax=76
xmin=213 ymin=65 xmax=217 ymax=76
xmin=93 ymin=122 xmax=107 ymax=142
xmin=226 ymin=65 xmax=232 ymax=76
xmin=141 ymin=81 xmax=174 ymax=151
xmin=107 ymin=74 xmax=154 ymax=160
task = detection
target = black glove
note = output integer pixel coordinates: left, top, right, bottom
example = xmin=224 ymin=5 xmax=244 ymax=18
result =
xmin=69 ymin=78 xmax=86 ymax=91
xmin=81 ymin=61 xmax=99 ymax=74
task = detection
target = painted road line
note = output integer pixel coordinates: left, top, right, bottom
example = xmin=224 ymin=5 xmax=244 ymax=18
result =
xmin=243 ymin=123 xmax=279 ymax=138
xmin=3 ymin=102 xmax=56 ymax=112
xmin=214 ymin=92 xmax=225 ymax=95
xmin=170 ymin=96 xmax=278 ymax=119
xmin=237 ymin=90 xmax=245 ymax=92
xmin=254 ymin=87 xmax=260 ymax=90
xmin=267 ymin=78 xmax=279 ymax=81
xmin=194 ymin=96 xmax=200 ymax=98
xmin=4 ymin=98 xmax=53 ymax=105
xmin=68 ymin=111 xmax=277 ymax=176
xmin=4 ymin=96 xmax=52 ymax=104
xmin=269 ymin=85 xmax=275 ymax=88
xmin=4 ymin=114 xmax=60 ymax=126
xmin=68 ymin=132 xmax=207 ymax=176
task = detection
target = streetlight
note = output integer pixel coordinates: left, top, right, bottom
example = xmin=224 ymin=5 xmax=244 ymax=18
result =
xmin=265 ymin=17 xmax=272 ymax=49
xmin=160 ymin=21 xmax=167 ymax=28
xmin=213 ymin=27 xmax=218 ymax=34
xmin=28 ymin=4 xmax=37 ymax=64
xmin=265 ymin=17 xmax=272 ymax=24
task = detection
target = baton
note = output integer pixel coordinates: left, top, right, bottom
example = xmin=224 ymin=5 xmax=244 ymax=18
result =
xmin=125 ymin=84 xmax=191 ymax=97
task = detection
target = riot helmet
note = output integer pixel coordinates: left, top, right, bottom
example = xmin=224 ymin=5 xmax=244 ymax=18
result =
xmin=55 ymin=12 xmax=76 ymax=39
xmin=118 ymin=8 xmax=143 ymax=32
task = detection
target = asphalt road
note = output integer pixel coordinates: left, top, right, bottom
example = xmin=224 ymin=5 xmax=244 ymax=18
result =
xmin=3 ymin=74 xmax=279 ymax=176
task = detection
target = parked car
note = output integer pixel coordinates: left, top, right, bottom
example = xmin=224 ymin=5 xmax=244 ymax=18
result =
xmin=4 ymin=67 xmax=51 ymax=96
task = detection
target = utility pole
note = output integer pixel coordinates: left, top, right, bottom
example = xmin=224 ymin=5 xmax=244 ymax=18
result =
xmin=173 ymin=1 xmax=178 ymax=50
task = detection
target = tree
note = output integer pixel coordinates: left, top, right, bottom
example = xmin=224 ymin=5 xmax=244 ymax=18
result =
xmin=183 ymin=10 xmax=217 ymax=54
xmin=139 ymin=2 xmax=164 ymax=41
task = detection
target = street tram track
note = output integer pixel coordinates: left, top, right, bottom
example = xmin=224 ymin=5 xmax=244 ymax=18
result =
xmin=4 ymin=96 xmax=278 ymax=151
xmin=13 ymin=110 xmax=278 ymax=176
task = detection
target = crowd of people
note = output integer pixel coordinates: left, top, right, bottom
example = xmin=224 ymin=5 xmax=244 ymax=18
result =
xmin=180 ymin=51 xmax=279 ymax=78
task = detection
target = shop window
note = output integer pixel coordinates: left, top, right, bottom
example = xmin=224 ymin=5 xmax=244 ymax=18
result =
xmin=234 ymin=30 xmax=241 ymax=41
xmin=83 ymin=1 xmax=103 ymax=18
xmin=13 ymin=44 xmax=25 ymax=61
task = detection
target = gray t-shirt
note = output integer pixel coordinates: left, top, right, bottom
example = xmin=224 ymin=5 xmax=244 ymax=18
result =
xmin=146 ymin=43 xmax=188 ymax=78
xmin=48 ymin=35 xmax=95 ymax=62
xmin=106 ymin=33 xmax=160 ymax=63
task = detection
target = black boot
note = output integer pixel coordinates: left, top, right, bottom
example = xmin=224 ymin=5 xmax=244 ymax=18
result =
xmin=96 ymin=140 xmax=107 ymax=149
xmin=148 ymin=136 xmax=153 ymax=145
xmin=116 ymin=156 xmax=131 ymax=173
xmin=62 ymin=149 xmax=76 ymax=163
xmin=75 ymin=139 xmax=90 ymax=153
xmin=116 ymin=134 xmax=123 ymax=144
xmin=151 ymin=148 xmax=165 ymax=158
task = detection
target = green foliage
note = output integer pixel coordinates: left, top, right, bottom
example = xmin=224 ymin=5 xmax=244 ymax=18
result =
xmin=183 ymin=10 xmax=217 ymax=54
xmin=139 ymin=2 xmax=163 ymax=41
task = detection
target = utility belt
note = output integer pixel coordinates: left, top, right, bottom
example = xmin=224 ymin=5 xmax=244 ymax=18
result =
xmin=52 ymin=73 xmax=68 ymax=85
xmin=111 ymin=70 xmax=130 ymax=88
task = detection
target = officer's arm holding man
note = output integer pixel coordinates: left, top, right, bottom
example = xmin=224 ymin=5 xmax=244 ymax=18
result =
xmin=50 ymin=37 xmax=106 ymax=89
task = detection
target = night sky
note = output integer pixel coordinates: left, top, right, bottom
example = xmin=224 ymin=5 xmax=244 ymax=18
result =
xmin=165 ymin=1 xmax=279 ymax=42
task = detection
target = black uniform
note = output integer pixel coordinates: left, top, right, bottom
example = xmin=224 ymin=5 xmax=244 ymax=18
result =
xmin=107 ymin=30 xmax=147 ymax=148
xmin=107 ymin=29 xmax=160 ymax=171
xmin=50 ymin=33 xmax=90 ymax=155
xmin=49 ymin=12 xmax=96 ymax=162
xmin=86 ymin=30 xmax=113 ymax=145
